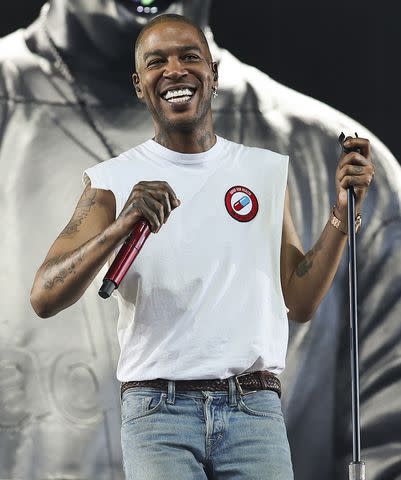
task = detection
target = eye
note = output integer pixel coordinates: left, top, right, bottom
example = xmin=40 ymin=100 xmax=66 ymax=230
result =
xmin=183 ymin=54 xmax=200 ymax=61
xmin=147 ymin=58 xmax=163 ymax=67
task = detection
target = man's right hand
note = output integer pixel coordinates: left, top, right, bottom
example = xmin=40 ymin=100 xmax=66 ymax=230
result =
xmin=117 ymin=180 xmax=181 ymax=234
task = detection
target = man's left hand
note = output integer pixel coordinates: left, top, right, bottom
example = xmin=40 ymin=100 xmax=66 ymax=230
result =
xmin=335 ymin=136 xmax=375 ymax=220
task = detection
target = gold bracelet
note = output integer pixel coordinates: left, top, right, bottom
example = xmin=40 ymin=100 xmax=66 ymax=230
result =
xmin=330 ymin=205 xmax=361 ymax=235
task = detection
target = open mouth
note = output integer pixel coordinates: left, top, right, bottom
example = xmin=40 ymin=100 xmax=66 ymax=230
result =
xmin=161 ymin=88 xmax=196 ymax=104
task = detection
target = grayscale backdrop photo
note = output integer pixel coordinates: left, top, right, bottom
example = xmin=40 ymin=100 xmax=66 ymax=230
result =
xmin=1 ymin=1 xmax=400 ymax=479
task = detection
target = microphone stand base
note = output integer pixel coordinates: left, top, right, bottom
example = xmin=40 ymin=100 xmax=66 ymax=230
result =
xmin=349 ymin=461 xmax=366 ymax=480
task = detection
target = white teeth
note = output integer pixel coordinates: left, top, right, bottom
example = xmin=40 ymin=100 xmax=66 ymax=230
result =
xmin=167 ymin=96 xmax=192 ymax=103
xmin=164 ymin=88 xmax=194 ymax=100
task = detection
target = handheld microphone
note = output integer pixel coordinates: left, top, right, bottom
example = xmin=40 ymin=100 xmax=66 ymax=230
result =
xmin=98 ymin=219 xmax=151 ymax=299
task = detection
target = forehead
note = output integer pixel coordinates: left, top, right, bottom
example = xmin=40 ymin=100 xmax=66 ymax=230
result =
xmin=139 ymin=21 xmax=207 ymax=58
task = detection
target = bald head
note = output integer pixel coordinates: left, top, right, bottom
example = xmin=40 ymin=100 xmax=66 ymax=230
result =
xmin=134 ymin=14 xmax=211 ymax=71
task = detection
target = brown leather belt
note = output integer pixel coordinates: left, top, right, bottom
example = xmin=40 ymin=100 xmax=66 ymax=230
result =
xmin=120 ymin=370 xmax=281 ymax=399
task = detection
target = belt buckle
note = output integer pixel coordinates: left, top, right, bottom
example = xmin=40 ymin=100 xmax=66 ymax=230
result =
xmin=234 ymin=372 xmax=258 ymax=396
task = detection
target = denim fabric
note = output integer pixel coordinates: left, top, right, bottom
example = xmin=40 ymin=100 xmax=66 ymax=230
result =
xmin=120 ymin=375 xmax=294 ymax=479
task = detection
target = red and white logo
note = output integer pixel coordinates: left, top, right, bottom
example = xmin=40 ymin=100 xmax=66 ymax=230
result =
xmin=225 ymin=185 xmax=259 ymax=222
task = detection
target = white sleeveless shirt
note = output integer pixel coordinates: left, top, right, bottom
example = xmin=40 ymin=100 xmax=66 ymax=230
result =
xmin=82 ymin=135 xmax=289 ymax=381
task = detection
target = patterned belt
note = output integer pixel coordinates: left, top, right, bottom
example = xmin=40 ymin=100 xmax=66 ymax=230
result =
xmin=120 ymin=370 xmax=281 ymax=399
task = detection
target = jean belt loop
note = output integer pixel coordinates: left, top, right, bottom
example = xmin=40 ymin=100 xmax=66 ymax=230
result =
xmin=167 ymin=380 xmax=176 ymax=405
xmin=228 ymin=376 xmax=237 ymax=406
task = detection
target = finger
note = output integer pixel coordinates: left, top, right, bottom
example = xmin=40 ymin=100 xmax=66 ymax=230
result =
xmin=343 ymin=137 xmax=371 ymax=158
xmin=158 ymin=181 xmax=180 ymax=208
xmin=151 ymin=197 xmax=165 ymax=228
xmin=340 ymin=174 xmax=371 ymax=190
xmin=136 ymin=180 xmax=162 ymax=187
xmin=338 ymin=164 xmax=367 ymax=183
xmin=141 ymin=181 xmax=181 ymax=207
xmin=338 ymin=151 xmax=370 ymax=170
xmin=155 ymin=201 xmax=165 ymax=227
xmin=162 ymin=182 xmax=181 ymax=208
xmin=161 ymin=191 xmax=172 ymax=222
xmin=149 ymin=190 xmax=172 ymax=223
xmin=142 ymin=197 xmax=162 ymax=232
xmin=339 ymin=135 xmax=354 ymax=153
xmin=343 ymin=135 xmax=354 ymax=143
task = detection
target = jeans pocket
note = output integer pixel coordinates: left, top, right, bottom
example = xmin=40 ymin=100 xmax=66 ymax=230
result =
xmin=237 ymin=390 xmax=284 ymax=419
xmin=121 ymin=389 xmax=167 ymax=425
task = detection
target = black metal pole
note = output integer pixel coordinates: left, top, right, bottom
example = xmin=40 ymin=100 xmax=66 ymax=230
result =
xmin=339 ymin=132 xmax=366 ymax=480
xmin=347 ymin=186 xmax=365 ymax=480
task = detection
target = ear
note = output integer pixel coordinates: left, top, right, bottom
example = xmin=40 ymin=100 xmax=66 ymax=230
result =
xmin=132 ymin=72 xmax=144 ymax=100
xmin=211 ymin=62 xmax=219 ymax=84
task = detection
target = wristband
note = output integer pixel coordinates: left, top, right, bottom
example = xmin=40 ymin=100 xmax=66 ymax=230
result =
xmin=330 ymin=205 xmax=361 ymax=235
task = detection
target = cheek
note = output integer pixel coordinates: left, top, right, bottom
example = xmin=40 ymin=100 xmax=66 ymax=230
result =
xmin=142 ymin=87 xmax=162 ymax=109
xmin=202 ymin=78 xmax=214 ymax=95
xmin=139 ymin=76 xmax=158 ymax=99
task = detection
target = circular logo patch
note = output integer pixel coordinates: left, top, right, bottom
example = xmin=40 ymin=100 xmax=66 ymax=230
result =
xmin=225 ymin=185 xmax=259 ymax=222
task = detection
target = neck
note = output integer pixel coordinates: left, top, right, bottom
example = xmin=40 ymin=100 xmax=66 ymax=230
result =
xmin=154 ymin=122 xmax=216 ymax=153
xmin=41 ymin=1 xmax=136 ymax=71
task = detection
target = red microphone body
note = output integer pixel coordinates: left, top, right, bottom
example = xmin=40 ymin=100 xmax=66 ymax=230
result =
xmin=98 ymin=219 xmax=151 ymax=298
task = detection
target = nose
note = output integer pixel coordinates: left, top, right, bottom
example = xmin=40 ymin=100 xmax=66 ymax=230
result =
xmin=163 ymin=57 xmax=188 ymax=80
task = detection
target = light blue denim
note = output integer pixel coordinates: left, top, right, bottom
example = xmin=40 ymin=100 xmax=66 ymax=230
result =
xmin=120 ymin=375 xmax=294 ymax=479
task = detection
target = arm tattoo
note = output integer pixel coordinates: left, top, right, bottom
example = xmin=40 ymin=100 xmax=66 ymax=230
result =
xmin=42 ymin=246 xmax=85 ymax=290
xmin=59 ymin=189 xmax=97 ymax=237
xmin=295 ymin=250 xmax=314 ymax=277
xmin=97 ymin=231 xmax=108 ymax=245
xmin=295 ymin=230 xmax=327 ymax=277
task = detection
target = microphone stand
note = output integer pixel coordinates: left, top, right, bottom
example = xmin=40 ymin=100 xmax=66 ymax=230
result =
xmin=347 ymin=185 xmax=365 ymax=480
xmin=339 ymin=132 xmax=366 ymax=480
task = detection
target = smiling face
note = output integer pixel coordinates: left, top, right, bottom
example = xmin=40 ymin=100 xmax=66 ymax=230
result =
xmin=132 ymin=19 xmax=218 ymax=134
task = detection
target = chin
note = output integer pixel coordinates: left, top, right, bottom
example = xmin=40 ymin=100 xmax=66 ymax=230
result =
xmin=163 ymin=117 xmax=200 ymax=132
xmin=149 ymin=96 xmax=210 ymax=133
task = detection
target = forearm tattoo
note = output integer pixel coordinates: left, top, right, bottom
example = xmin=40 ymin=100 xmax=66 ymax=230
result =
xmin=59 ymin=189 xmax=97 ymax=237
xmin=42 ymin=246 xmax=85 ymax=290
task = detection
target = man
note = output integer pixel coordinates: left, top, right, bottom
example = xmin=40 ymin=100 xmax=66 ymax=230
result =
xmin=30 ymin=12 xmax=374 ymax=478
xmin=1 ymin=1 xmax=400 ymax=479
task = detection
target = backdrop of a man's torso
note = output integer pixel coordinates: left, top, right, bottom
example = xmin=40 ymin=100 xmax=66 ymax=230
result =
xmin=1 ymin=25 xmax=401 ymax=480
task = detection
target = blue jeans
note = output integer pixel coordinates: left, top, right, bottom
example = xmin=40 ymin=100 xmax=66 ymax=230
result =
xmin=120 ymin=375 xmax=294 ymax=479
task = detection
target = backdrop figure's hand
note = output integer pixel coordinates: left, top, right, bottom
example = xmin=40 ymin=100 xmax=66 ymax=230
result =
xmin=335 ymin=136 xmax=375 ymax=220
